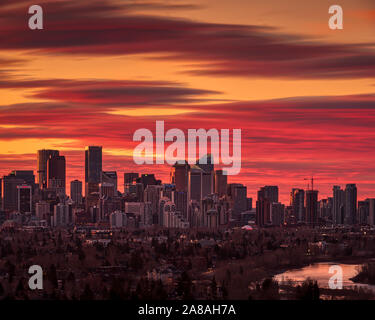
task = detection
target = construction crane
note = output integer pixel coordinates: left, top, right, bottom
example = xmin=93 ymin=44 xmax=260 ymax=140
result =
xmin=304 ymin=176 xmax=315 ymax=191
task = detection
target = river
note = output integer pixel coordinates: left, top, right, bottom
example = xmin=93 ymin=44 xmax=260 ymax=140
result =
xmin=274 ymin=262 xmax=375 ymax=293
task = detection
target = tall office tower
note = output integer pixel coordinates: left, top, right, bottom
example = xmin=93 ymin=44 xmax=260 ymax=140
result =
xmin=11 ymin=171 xmax=35 ymax=190
xmin=188 ymin=199 xmax=202 ymax=227
xmin=99 ymin=195 xmax=122 ymax=222
xmin=232 ymin=185 xmax=247 ymax=222
xmin=85 ymin=182 xmax=100 ymax=213
xmin=162 ymin=183 xmax=175 ymax=200
xmin=136 ymin=183 xmax=144 ymax=202
xmin=256 ymin=198 xmax=271 ymax=227
xmin=17 ymin=185 xmax=32 ymax=214
xmin=144 ymin=184 xmax=163 ymax=221
xmin=196 ymin=154 xmax=214 ymax=172
xmin=101 ymin=171 xmax=117 ymax=195
xmin=1 ymin=173 xmax=25 ymax=212
xmin=227 ymin=183 xmax=242 ymax=198
xmin=124 ymin=172 xmax=139 ymax=194
xmin=319 ymin=198 xmax=333 ymax=223
xmin=47 ymin=155 xmax=66 ymax=196
xmin=188 ymin=165 xmax=203 ymax=202
xmin=202 ymin=170 xmax=214 ymax=198
xmin=37 ymin=149 xmax=59 ymax=189
xmin=214 ymin=170 xmax=227 ymax=197
xmin=271 ymin=202 xmax=285 ymax=226
xmin=328 ymin=197 xmax=333 ymax=221
xmin=201 ymin=195 xmax=220 ymax=228
xmin=247 ymin=198 xmax=253 ymax=210
xmin=290 ymin=189 xmax=305 ymax=222
xmin=124 ymin=173 xmax=139 ymax=184
xmin=284 ymin=206 xmax=295 ymax=225
xmin=358 ymin=200 xmax=370 ymax=225
xmin=158 ymin=197 xmax=169 ymax=226
xmin=345 ymin=184 xmax=357 ymax=225
xmin=90 ymin=206 xmax=100 ymax=223
xmin=70 ymin=180 xmax=83 ymax=204
xmin=85 ymin=146 xmax=102 ymax=196
xmin=256 ymin=185 xmax=279 ymax=227
xmin=333 ymin=186 xmax=345 ymax=224
xmin=99 ymin=182 xmax=115 ymax=198
xmin=367 ymin=199 xmax=375 ymax=225
xmin=258 ymin=186 xmax=279 ymax=203
xmin=196 ymin=155 xmax=214 ymax=198
xmin=171 ymin=161 xmax=190 ymax=192
xmin=305 ymin=190 xmax=319 ymax=226
xmin=139 ymin=174 xmax=159 ymax=189
xmin=174 ymin=191 xmax=188 ymax=219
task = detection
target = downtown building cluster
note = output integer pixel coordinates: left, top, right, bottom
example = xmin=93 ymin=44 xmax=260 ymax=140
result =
xmin=0 ymin=148 xmax=250 ymax=229
xmin=0 ymin=147 xmax=374 ymax=230
xmin=256 ymin=184 xmax=375 ymax=227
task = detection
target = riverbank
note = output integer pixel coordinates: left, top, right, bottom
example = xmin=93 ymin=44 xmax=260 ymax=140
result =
xmin=350 ymin=262 xmax=375 ymax=285
xmin=266 ymin=254 xmax=375 ymax=281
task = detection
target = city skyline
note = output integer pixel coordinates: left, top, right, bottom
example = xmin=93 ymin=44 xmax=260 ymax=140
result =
xmin=1 ymin=145 xmax=373 ymax=207
xmin=1 ymin=0 xmax=375 ymax=204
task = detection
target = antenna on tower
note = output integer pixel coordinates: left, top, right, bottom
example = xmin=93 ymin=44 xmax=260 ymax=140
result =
xmin=304 ymin=176 xmax=315 ymax=191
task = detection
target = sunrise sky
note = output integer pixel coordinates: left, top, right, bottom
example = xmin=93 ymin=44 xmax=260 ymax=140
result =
xmin=0 ymin=0 xmax=375 ymax=203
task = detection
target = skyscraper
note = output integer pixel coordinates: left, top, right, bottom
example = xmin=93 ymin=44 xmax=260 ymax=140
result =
xmin=124 ymin=172 xmax=139 ymax=184
xmin=345 ymin=184 xmax=357 ymax=225
xmin=305 ymin=190 xmax=319 ymax=226
xmin=256 ymin=198 xmax=271 ymax=227
xmin=196 ymin=154 xmax=214 ymax=174
xmin=85 ymin=146 xmax=102 ymax=196
xmin=144 ymin=184 xmax=163 ymax=222
xmin=368 ymin=199 xmax=375 ymax=226
xmin=101 ymin=171 xmax=117 ymax=194
xmin=11 ymin=171 xmax=35 ymax=189
xmin=188 ymin=165 xmax=203 ymax=202
xmin=358 ymin=200 xmax=369 ymax=225
xmin=271 ymin=202 xmax=285 ymax=226
xmin=333 ymin=186 xmax=345 ymax=224
xmin=1 ymin=173 xmax=25 ymax=212
xmin=99 ymin=182 xmax=115 ymax=198
xmin=196 ymin=155 xmax=214 ymax=198
xmin=139 ymin=174 xmax=159 ymax=189
xmin=171 ymin=161 xmax=190 ymax=192
xmin=70 ymin=180 xmax=83 ymax=204
xmin=124 ymin=172 xmax=139 ymax=194
xmin=232 ymin=185 xmax=247 ymax=222
xmin=174 ymin=190 xmax=188 ymax=219
xmin=319 ymin=198 xmax=333 ymax=223
xmin=47 ymin=155 xmax=66 ymax=195
xmin=37 ymin=149 xmax=59 ymax=189
xmin=258 ymin=186 xmax=279 ymax=203
xmin=291 ymin=189 xmax=305 ymax=222
xmin=255 ymin=185 xmax=279 ymax=227
xmin=214 ymin=170 xmax=227 ymax=197
xmin=17 ymin=185 xmax=32 ymax=214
